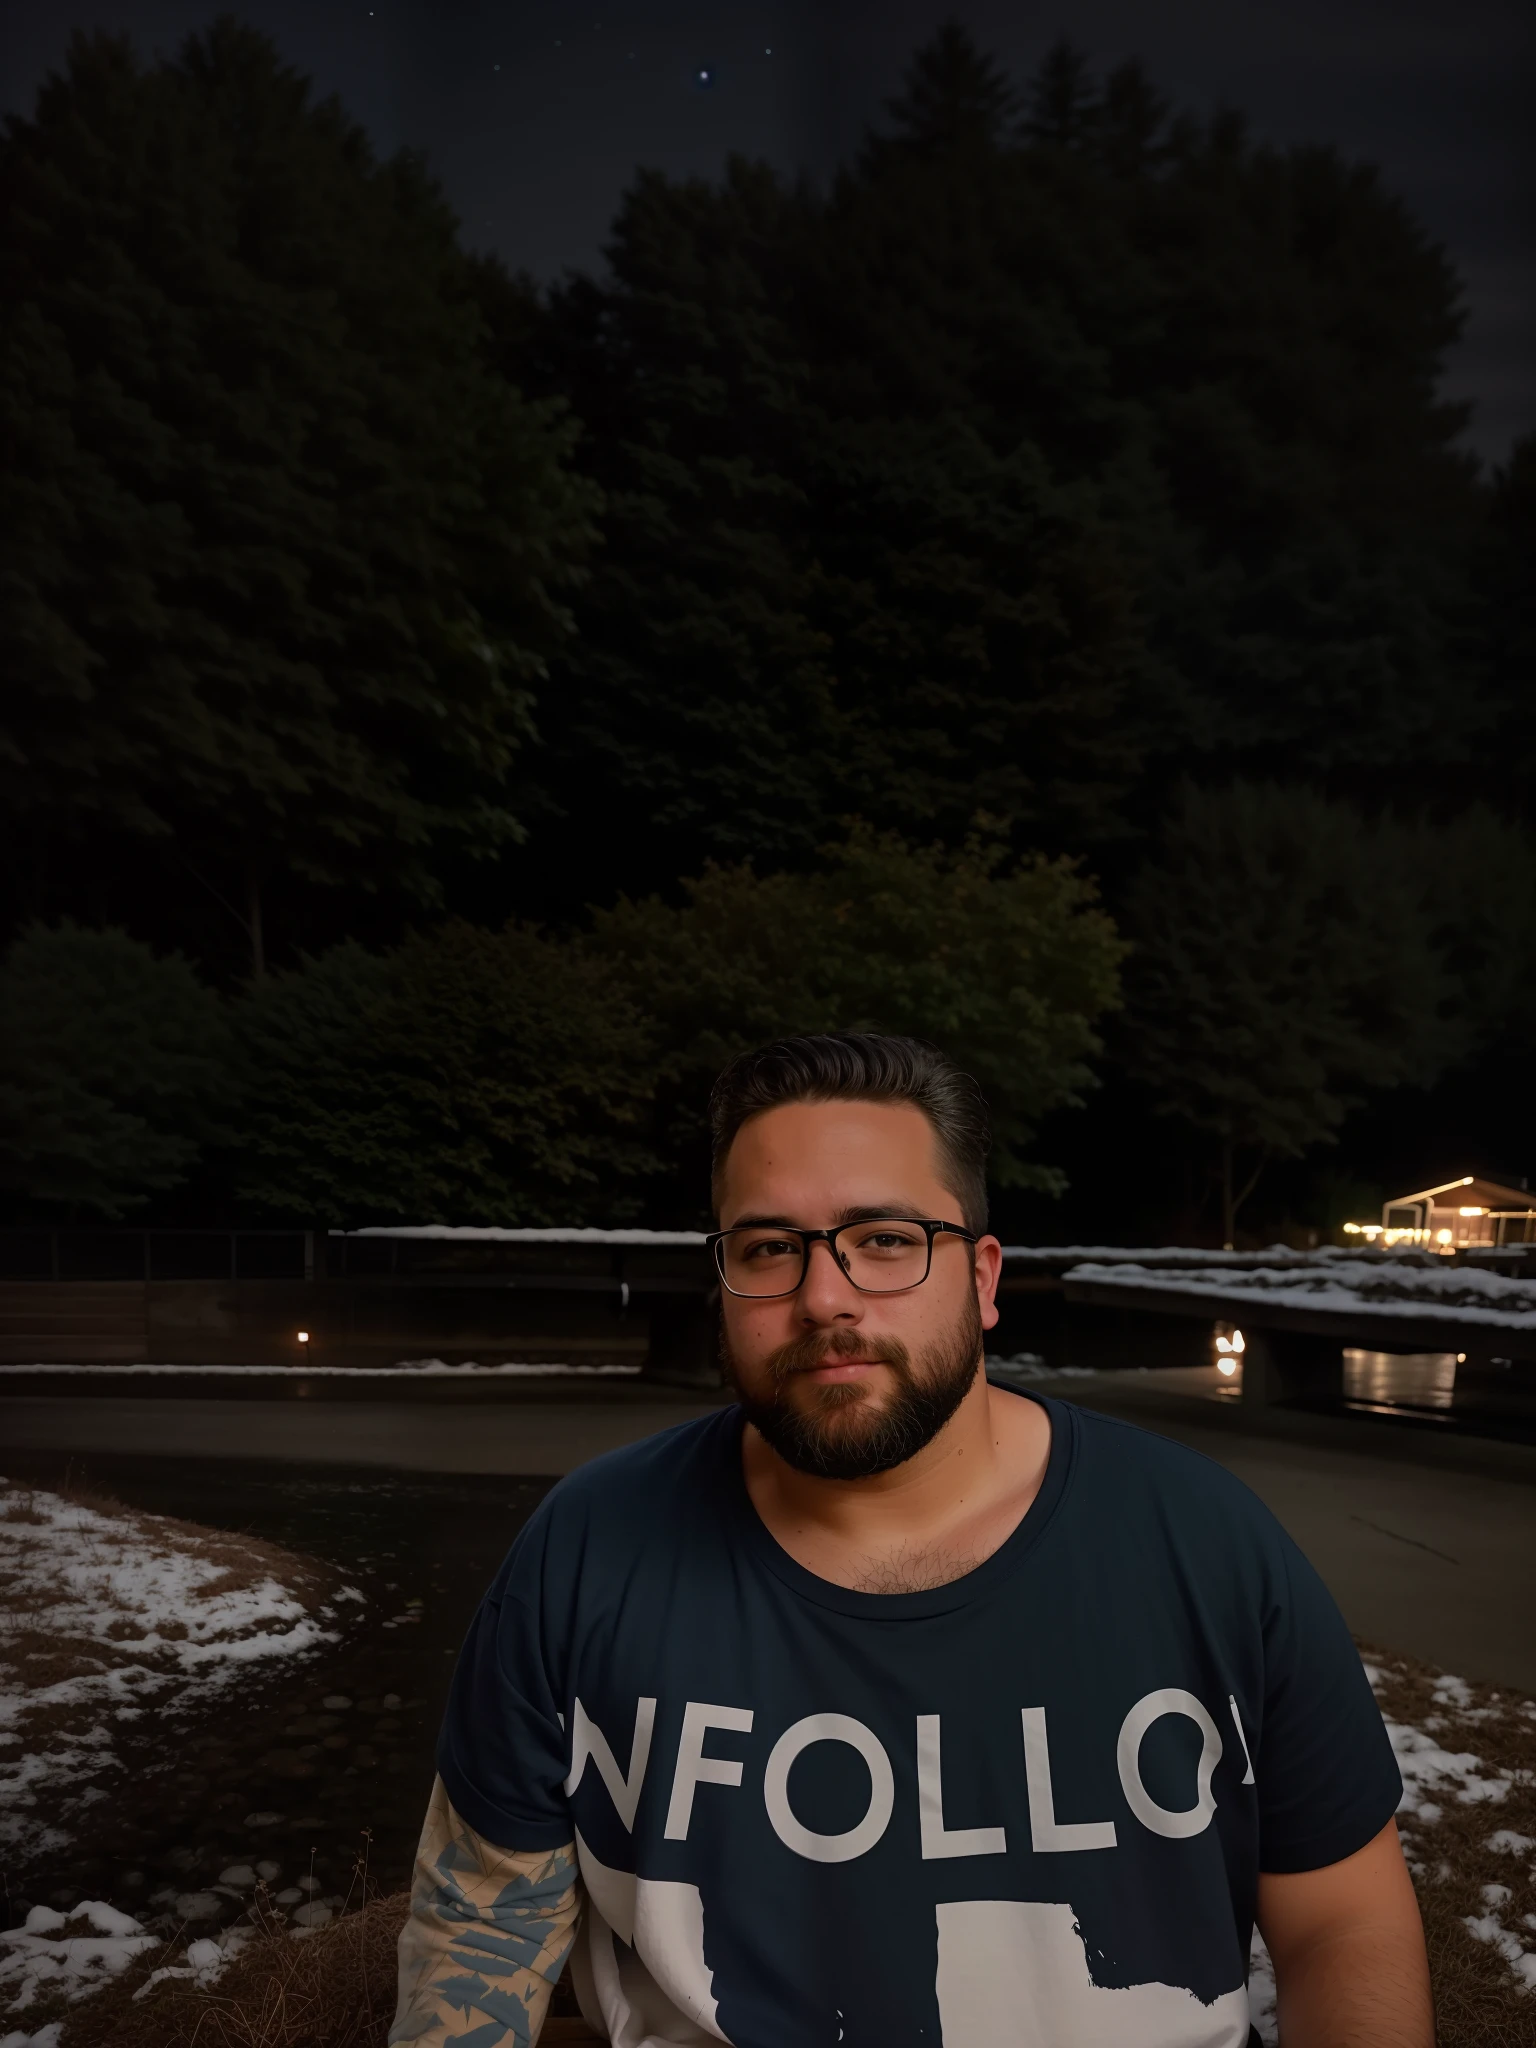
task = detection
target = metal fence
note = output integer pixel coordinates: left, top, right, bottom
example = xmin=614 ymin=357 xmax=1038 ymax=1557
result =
xmin=0 ymin=1229 xmax=312 ymax=1282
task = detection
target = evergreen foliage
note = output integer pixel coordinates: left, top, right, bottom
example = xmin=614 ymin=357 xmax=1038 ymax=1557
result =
xmin=0 ymin=22 xmax=596 ymax=973
xmin=229 ymin=831 xmax=1121 ymax=1224
xmin=1476 ymin=434 xmax=1536 ymax=815
xmin=0 ymin=924 xmax=229 ymax=1216
xmin=500 ymin=27 xmax=1482 ymax=912
xmin=586 ymin=827 xmax=1124 ymax=1214
xmin=0 ymin=22 xmax=1524 ymax=1233
xmin=234 ymin=924 xmax=656 ymax=1224
xmin=1120 ymin=787 xmax=1530 ymax=1239
xmin=884 ymin=21 xmax=1021 ymax=154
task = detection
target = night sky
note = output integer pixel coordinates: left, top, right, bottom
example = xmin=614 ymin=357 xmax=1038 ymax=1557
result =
xmin=3 ymin=1 xmax=1531 ymax=462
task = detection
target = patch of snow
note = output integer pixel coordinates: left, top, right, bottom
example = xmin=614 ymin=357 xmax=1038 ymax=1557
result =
xmin=1432 ymin=1675 xmax=1476 ymax=1709
xmin=1067 ymin=1258 xmax=1536 ymax=1331
xmin=1387 ymin=1721 xmax=1511 ymax=1808
xmin=1463 ymin=1912 xmax=1536 ymax=1989
xmin=0 ymin=1902 xmax=157 ymax=2012
xmin=346 ymin=1224 xmax=707 ymax=1245
xmin=1 ymin=1904 xmax=258 ymax=2030
xmin=986 ymin=1355 xmax=1101 ymax=1381
xmin=0 ymin=1360 xmax=641 ymax=1376
xmin=1000 ymin=1245 xmax=1311 ymax=1265
xmin=130 ymin=1922 xmax=251 ymax=2002
xmin=1373 ymin=1655 xmax=1536 ymax=2001
xmin=0 ymin=1479 xmax=358 ymax=1866
xmin=1247 ymin=1928 xmax=1277 ymax=2045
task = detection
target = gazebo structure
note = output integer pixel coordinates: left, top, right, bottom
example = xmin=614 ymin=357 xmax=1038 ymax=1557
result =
xmin=1344 ymin=1175 xmax=1536 ymax=1251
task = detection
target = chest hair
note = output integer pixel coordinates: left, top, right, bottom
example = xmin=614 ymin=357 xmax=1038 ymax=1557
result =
xmin=850 ymin=1541 xmax=983 ymax=1595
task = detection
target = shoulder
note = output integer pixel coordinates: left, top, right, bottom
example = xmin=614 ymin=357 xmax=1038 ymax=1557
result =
xmin=1052 ymin=1396 xmax=1292 ymax=1554
xmin=521 ymin=1404 xmax=739 ymax=1552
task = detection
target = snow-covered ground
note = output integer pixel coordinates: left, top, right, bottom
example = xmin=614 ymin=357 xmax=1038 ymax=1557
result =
xmin=1367 ymin=1655 xmax=1536 ymax=2005
xmin=1069 ymin=1256 xmax=1536 ymax=1333
xmin=0 ymin=1360 xmax=639 ymax=1377
xmin=0 ymin=1477 xmax=362 ymax=1868
xmin=0 ymin=1897 xmax=275 ymax=2045
xmin=986 ymin=1352 xmax=1101 ymax=1382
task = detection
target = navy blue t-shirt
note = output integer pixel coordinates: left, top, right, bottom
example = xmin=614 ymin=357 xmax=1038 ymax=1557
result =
xmin=438 ymin=1393 xmax=1400 ymax=2047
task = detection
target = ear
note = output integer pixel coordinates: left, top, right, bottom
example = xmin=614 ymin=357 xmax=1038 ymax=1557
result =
xmin=974 ymin=1235 xmax=1003 ymax=1332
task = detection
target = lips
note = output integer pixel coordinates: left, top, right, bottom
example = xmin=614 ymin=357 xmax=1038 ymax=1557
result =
xmin=764 ymin=1332 xmax=911 ymax=1388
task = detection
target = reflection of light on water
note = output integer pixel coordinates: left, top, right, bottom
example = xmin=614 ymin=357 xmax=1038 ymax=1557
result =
xmin=1343 ymin=1349 xmax=1457 ymax=1411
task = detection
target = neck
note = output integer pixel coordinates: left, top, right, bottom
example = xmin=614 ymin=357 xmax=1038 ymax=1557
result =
xmin=740 ymin=1368 xmax=1050 ymax=1590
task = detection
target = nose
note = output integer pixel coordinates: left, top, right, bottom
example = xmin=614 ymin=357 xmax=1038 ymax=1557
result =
xmin=796 ymin=1236 xmax=863 ymax=1321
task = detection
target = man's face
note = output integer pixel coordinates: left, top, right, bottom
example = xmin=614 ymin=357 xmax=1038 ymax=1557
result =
xmin=715 ymin=1099 xmax=1002 ymax=1479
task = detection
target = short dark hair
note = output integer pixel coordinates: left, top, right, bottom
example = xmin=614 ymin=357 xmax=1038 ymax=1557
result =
xmin=709 ymin=1032 xmax=991 ymax=1231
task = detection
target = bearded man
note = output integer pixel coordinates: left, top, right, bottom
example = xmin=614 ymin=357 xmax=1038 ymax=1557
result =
xmin=391 ymin=1033 xmax=1431 ymax=2048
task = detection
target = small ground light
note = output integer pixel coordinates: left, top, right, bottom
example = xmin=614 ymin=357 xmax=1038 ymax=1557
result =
xmin=1457 ymin=1352 xmax=1466 ymax=1364
xmin=297 ymin=1330 xmax=310 ymax=1344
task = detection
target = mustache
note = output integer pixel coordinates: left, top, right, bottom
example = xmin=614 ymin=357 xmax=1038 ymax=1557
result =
xmin=765 ymin=1325 xmax=911 ymax=1385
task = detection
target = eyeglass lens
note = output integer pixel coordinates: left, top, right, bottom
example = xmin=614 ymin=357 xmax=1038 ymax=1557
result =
xmin=717 ymin=1222 xmax=932 ymax=1296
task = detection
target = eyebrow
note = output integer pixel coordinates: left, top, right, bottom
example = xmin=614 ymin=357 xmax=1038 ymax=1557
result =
xmin=725 ymin=1204 xmax=927 ymax=1230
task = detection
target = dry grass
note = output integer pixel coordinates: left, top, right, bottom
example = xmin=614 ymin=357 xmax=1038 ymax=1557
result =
xmin=63 ymin=1889 xmax=411 ymax=2048
xmin=58 ymin=1889 xmax=600 ymax=2047
xmin=1363 ymin=1643 xmax=1536 ymax=2047
xmin=31 ymin=1638 xmax=1536 ymax=2046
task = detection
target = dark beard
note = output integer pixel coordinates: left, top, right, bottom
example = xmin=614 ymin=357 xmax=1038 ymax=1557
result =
xmin=724 ymin=1290 xmax=983 ymax=1480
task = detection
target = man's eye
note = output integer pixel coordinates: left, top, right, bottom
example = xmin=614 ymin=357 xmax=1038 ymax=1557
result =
xmin=743 ymin=1237 xmax=799 ymax=1260
xmin=858 ymin=1229 xmax=923 ymax=1252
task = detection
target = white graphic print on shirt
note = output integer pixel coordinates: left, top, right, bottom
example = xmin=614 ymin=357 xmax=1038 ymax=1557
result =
xmin=564 ymin=1692 xmax=1251 ymax=2048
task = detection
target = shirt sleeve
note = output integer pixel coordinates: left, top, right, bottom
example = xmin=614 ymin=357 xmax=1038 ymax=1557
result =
xmin=437 ymin=1500 xmax=575 ymax=1850
xmin=1254 ymin=1526 xmax=1403 ymax=1874
xmin=389 ymin=1773 xmax=581 ymax=2047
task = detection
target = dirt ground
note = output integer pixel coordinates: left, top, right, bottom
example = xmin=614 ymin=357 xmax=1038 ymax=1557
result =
xmin=6 ymin=1645 xmax=1523 ymax=2048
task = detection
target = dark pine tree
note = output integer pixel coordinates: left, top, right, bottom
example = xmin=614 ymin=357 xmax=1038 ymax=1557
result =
xmin=0 ymin=23 xmax=596 ymax=976
xmin=481 ymin=29 xmax=1483 ymax=922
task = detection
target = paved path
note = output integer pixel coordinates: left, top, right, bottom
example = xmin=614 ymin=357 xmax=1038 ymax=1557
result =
xmin=0 ymin=1393 xmax=722 ymax=1475
xmin=1054 ymin=1374 xmax=1536 ymax=1694
xmin=5 ymin=1380 xmax=1533 ymax=1692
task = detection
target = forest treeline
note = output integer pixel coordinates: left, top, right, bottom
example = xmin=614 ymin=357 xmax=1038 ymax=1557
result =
xmin=2 ymin=21 xmax=1532 ymax=1236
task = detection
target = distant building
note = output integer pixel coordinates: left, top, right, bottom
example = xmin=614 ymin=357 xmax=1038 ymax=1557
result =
xmin=1345 ymin=1175 xmax=1536 ymax=1250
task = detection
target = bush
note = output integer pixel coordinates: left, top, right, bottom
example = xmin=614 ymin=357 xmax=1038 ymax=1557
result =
xmin=235 ymin=924 xmax=658 ymax=1224
xmin=0 ymin=922 xmax=229 ymax=1217
xmin=587 ymin=825 xmax=1124 ymax=1210
xmin=1119 ymin=785 xmax=1536 ymax=1239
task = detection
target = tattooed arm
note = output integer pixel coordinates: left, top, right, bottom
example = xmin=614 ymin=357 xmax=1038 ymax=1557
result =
xmin=390 ymin=1774 xmax=583 ymax=2046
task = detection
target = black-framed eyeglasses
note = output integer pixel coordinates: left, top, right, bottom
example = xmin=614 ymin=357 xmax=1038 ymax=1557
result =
xmin=707 ymin=1218 xmax=978 ymax=1299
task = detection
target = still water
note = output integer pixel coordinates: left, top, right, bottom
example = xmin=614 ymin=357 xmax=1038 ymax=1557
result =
xmin=1343 ymin=1349 xmax=1457 ymax=1412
